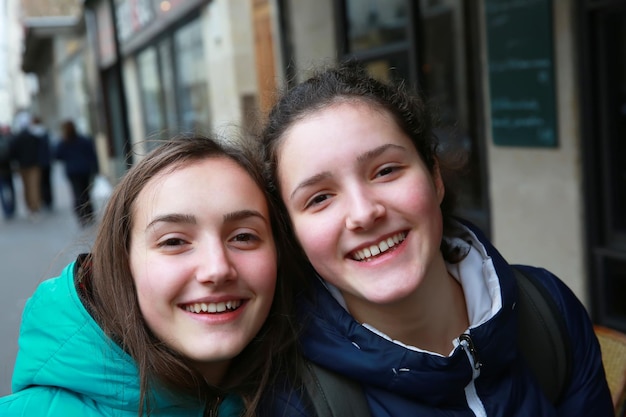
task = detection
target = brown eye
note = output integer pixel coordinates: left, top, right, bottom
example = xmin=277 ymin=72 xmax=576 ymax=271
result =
xmin=311 ymin=194 xmax=329 ymax=205
xmin=158 ymin=238 xmax=186 ymax=247
xmin=232 ymin=233 xmax=257 ymax=242
xmin=376 ymin=166 xmax=396 ymax=177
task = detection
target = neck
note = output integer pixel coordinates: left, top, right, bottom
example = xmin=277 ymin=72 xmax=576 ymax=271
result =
xmin=347 ymin=255 xmax=469 ymax=355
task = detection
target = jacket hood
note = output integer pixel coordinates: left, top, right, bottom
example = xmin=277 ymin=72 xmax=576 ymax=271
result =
xmin=10 ymin=261 xmax=202 ymax=414
xmin=298 ymin=222 xmax=520 ymax=406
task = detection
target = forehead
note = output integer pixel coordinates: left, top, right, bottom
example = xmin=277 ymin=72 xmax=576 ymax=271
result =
xmin=132 ymin=156 xmax=268 ymax=218
xmin=279 ymin=100 xmax=407 ymax=154
xmin=290 ymin=98 xmax=400 ymax=135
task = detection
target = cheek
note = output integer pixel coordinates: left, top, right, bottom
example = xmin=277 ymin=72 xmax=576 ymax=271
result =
xmin=401 ymin=187 xmax=444 ymax=239
xmin=292 ymin=216 xmax=338 ymax=264
xmin=131 ymin=258 xmax=177 ymax=308
xmin=395 ymin=176 xmax=442 ymax=215
xmin=237 ymin=251 xmax=278 ymax=296
xmin=403 ymin=191 xmax=437 ymax=215
xmin=133 ymin=273 xmax=159 ymax=314
xmin=257 ymin=261 xmax=278 ymax=297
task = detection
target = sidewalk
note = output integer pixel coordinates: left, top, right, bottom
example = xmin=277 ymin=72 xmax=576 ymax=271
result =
xmin=0 ymin=162 xmax=106 ymax=395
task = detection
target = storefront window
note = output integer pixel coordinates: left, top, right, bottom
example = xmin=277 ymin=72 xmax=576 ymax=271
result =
xmin=135 ymin=15 xmax=209 ymax=147
xmin=158 ymin=38 xmax=178 ymax=133
xmin=60 ymin=54 xmax=91 ymax=134
xmin=363 ymin=55 xmax=410 ymax=84
xmin=174 ymin=18 xmax=211 ymax=134
xmin=137 ymin=46 xmax=166 ymax=149
xmin=420 ymin=0 xmax=482 ymax=213
xmin=345 ymin=0 xmax=409 ymax=52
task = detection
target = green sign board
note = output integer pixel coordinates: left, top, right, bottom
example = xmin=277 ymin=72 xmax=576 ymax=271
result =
xmin=485 ymin=0 xmax=558 ymax=147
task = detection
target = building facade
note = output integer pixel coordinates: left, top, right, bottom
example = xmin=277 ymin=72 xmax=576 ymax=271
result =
xmin=18 ymin=0 xmax=91 ymax=142
xmin=0 ymin=0 xmax=33 ymax=127
xmin=82 ymin=0 xmax=259 ymax=178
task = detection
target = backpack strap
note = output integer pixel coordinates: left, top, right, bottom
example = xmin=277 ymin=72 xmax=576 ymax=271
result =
xmin=513 ymin=266 xmax=572 ymax=404
xmin=302 ymin=360 xmax=372 ymax=417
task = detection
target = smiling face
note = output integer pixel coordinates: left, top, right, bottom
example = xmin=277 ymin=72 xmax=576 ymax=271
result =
xmin=277 ymin=101 xmax=446 ymax=321
xmin=129 ymin=156 xmax=277 ymax=384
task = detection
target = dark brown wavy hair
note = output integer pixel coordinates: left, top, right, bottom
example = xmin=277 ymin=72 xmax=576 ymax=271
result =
xmin=81 ymin=135 xmax=300 ymax=416
xmin=260 ymin=61 xmax=467 ymax=262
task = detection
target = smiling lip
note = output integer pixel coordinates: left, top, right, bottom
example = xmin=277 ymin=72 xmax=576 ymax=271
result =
xmin=180 ymin=299 xmax=245 ymax=314
xmin=349 ymin=231 xmax=408 ymax=261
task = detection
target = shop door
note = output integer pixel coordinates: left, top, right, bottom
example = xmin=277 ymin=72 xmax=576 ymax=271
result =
xmin=581 ymin=1 xmax=626 ymax=332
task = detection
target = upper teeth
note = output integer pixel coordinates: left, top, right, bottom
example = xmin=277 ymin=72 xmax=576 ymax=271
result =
xmin=184 ymin=300 xmax=242 ymax=314
xmin=352 ymin=232 xmax=406 ymax=261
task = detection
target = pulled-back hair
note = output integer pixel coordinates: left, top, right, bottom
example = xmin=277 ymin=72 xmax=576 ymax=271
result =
xmin=82 ymin=135 xmax=300 ymax=416
xmin=60 ymin=120 xmax=78 ymax=141
xmin=260 ymin=61 xmax=464 ymax=260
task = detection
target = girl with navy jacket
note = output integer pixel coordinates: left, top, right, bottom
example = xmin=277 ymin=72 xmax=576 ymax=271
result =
xmin=259 ymin=62 xmax=614 ymax=416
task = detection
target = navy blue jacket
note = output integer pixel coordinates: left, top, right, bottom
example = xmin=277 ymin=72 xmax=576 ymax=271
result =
xmin=266 ymin=224 xmax=613 ymax=417
xmin=10 ymin=129 xmax=41 ymax=168
xmin=55 ymin=134 xmax=98 ymax=177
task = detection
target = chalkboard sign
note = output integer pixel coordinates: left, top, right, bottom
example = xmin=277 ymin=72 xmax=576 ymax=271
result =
xmin=484 ymin=0 xmax=558 ymax=147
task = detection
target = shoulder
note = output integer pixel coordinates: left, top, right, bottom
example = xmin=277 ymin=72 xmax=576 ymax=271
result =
xmin=514 ymin=266 xmax=614 ymax=413
xmin=258 ymin=383 xmax=313 ymax=417
xmin=22 ymin=263 xmax=83 ymax=321
xmin=11 ymin=261 xmax=130 ymax=396
xmin=0 ymin=386 xmax=101 ymax=417
xmin=510 ymin=265 xmax=595 ymax=356
xmin=514 ymin=266 xmax=590 ymax=331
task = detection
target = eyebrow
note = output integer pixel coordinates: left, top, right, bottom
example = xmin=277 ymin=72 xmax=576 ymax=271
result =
xmin=146 ymin=213 xmax=196 ymax=230
xmin=288 ymin=143 xmax=407 ymax=201
xmin=223 ymin=209 xmax=266 ymax=223
xmin=289 ymin=172 xmax=332 ymax=201
xmin=146 ymin=210 xmax=266 ymax=230
xmin=356 ymin=143 xmax=406 ymax=163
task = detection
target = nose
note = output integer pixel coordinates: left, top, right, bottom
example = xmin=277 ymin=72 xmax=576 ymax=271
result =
xmin=345 ymin=187 xmax=385 ymax=231
xmin=195 ymin=242 xmax=237 ymax=285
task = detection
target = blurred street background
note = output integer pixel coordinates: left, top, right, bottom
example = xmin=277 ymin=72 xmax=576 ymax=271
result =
xmin=0 ymin=162 xmax=102 ymax=395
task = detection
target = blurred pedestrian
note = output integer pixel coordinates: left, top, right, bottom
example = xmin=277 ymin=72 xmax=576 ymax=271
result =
xmin=55 ymin=120 xmax=99 ymax=227
xmin=0 ymin=124 xmax=16 ymax=220
xmin=10 ymin=112 xmax=42 ymax=220
xmin=31 ymin=116 xmax=54 ymax=211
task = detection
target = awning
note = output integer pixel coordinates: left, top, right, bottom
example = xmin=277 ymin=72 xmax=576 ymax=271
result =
xmin=21 ymin=15 xmax=82 ymax=73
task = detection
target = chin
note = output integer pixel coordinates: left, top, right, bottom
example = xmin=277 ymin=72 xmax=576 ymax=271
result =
xmin=191 ymin=342 xmax=249 ymax=364
xmin=364 ymin=285 xmax=418 ymax=305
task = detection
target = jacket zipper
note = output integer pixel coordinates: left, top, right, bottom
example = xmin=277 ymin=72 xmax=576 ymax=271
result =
xmin=459 ymin=333 xmax=487 ymax=417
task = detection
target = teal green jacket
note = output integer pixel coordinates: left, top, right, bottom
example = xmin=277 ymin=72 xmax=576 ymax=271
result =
xmin=0 ymin=261 xmax=243 ymax=416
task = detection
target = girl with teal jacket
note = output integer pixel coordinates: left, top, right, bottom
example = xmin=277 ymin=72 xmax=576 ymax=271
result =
xmin=0 ymin=135 xmax=300 ymax=416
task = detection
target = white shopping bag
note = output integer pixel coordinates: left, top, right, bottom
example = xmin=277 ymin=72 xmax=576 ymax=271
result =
xmin=91 ymin=175 xmax=113 ymax=208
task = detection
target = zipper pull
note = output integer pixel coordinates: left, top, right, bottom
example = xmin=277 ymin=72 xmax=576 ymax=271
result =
xmin=459 ymin=333 xmax=482 ymax=370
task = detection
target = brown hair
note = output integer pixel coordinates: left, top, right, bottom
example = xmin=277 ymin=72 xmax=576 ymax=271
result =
xmin=83 ymin=135 xmax=300 ymax=416
xmin=60 ymin=120 xmax=78 ymax=142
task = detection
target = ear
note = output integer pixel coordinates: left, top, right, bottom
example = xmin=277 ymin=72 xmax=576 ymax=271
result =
xmin=432 ymin=159 xmax=445 ymax=205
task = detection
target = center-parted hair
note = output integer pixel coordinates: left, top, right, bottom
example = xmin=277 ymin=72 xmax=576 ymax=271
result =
xmin=81 ymin=135 xmax=300 ymax=417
